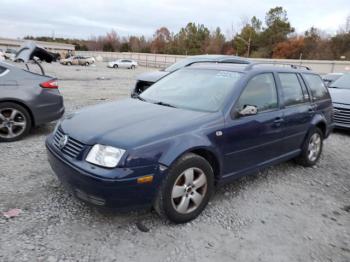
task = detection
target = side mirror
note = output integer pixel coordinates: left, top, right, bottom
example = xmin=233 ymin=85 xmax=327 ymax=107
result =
xmin=239 ymin=105 xmax=258 ymax=117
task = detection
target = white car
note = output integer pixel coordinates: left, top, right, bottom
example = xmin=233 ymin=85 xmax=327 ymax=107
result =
xmin=108 ymin=59 xmax=138 ymax=69
xmin=0 ymin=50 xmax=5 ymax=61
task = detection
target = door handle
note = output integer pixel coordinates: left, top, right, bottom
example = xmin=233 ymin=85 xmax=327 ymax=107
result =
xmin=274 ymin=117 xmax=284 ymax=123
xmin=273 ymin=117 xmax=284 ymax=128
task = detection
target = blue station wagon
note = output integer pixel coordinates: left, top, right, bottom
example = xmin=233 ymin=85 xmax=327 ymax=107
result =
xmin=46 ymin=62 xmax=334 ymax=223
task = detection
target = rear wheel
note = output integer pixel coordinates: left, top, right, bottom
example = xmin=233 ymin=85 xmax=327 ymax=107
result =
xmin=85 ymin=62 xmax=89 ymax=66
xmin=154 ymin=153 xmax=214 ymax=223
xmin=0 ymin=102 xmax=32 ymax=142
xmin=67 ymin=62 xmax=72 ymax=66
xmin=295 ymin=127 xmax=323 ymax=167
xmin=131 ymin=65 xmax=136 ymax=69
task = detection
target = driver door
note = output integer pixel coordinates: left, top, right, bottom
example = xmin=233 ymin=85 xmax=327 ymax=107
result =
xmin=222 ymin=73 xmax=286 ymax=177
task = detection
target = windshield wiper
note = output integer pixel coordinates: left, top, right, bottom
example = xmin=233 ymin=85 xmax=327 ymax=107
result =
xmin=135 ymin=95 xmax=147 ymax=102
xmin=154 ymin=101 xmax=177 ymax=108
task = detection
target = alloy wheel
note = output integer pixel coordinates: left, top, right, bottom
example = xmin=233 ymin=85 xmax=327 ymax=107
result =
xmin=171 ymin=167 xmax=207 ymax=214
xmin=307 ymin=133 xmax=321 ymax=162
xmin=0 ymin=108 xmax=27 ymax=139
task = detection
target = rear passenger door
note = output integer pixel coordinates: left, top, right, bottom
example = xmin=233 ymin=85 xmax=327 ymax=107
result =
xmin=277 ymin=73 xmax=312 ymax=152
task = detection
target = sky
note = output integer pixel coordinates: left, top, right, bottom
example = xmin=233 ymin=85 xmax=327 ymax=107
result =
xmin=0 ymin=0 xmax=349 ymax=40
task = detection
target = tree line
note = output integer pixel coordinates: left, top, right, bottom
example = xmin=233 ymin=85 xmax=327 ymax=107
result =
xmin=25 ymin=6 xmax=350 ymax=60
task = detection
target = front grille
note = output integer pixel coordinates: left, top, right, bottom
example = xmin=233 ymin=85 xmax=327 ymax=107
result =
xmin=334 ymin=107 xmax=350 ymax=125
xmin=53 ymin=128 xmax=85 ymax=159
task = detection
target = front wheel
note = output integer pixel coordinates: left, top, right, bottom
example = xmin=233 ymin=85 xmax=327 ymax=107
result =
xmin=154 ymin=153 xmax=214 ymax=223
xmin=113 ymin=64 xmax=118 ymax=69
xmin=295 ymin=127 xmax=323 ymax=167
xmin=0 ymin=102 xmax=32 ymax=142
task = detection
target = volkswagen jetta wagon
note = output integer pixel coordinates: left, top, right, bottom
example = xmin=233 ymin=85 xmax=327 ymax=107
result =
xmin=46 ymin=62 xmax=333 ymax=223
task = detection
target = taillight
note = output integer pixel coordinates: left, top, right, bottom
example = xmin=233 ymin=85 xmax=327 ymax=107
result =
xmin=40 ymin=79 xmax=58 ymax=89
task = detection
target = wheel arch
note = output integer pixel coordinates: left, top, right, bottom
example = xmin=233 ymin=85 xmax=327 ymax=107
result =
xmin=310 ymin=114 xmax=328 ymax=138
xmin=161 ymin=145 xmax=222 ymax=182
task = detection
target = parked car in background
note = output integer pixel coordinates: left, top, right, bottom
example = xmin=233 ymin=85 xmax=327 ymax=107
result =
xmin=0 ymin=49 xmax=4 ymax=61
xmin=322 ymin=73 xmax=343 ymax=87
xmin=46 ymin=62 xmax=333 ymax=223
xmin=108 ymin=59 xmax=138 ymax=69
xmin=4 ymin=49 xmax=17 ymax=61
xmin=60 ymin=56 xmax=95 ymax=66
xmin=131 ymin=55 xmax=251 ymax=97
xmin=0 ymin=43 xmax=64 ymax=142
xmin=328 ymin=73 xmax=350 ymax=129
xmin=14 ymin=41 xmax=57 ymax=64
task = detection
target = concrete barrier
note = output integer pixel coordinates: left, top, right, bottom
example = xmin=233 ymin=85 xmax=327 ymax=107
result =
xmin=76 ymin=51 xmax=350 ymax=74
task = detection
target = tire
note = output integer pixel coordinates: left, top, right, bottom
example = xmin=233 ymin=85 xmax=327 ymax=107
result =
xmin=85 ymin=62 xmax=89 ymax=66
xmin=154 ymin=153 xmax=214 ymax=223
xmin=0 ymin=102 xmax=32 ymax=142
xmin=67 ymin=62 xmax=72 ymax=66
xmin=131 ymin=65 xmax=136 ymax=69
xmin=295 ymin=127 xmax=323 ymax=167
xmin=113 ymin=64 xmax=118 ymax=69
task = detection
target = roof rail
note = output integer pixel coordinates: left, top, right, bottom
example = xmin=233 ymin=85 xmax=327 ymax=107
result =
xmin=245 ymin=62 xmax=311 ymax=71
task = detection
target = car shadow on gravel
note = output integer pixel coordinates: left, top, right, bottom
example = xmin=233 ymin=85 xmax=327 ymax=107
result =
xmin=28 ymin=122 xmax=56 ymax=138
xmin=44 ymin=160 xmax=298 ymax=230
xmin=333 ymin=129 xmax=350 ymax=136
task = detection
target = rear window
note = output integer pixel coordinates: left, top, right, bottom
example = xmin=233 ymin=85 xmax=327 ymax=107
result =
xmin=303 ymin=74 xmax=329 ymax=101
xmin=279 ymin=73 xmax=306 ymax=106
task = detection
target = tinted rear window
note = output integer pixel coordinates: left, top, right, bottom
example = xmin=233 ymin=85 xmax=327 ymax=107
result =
xmin=279 ymin=73 xmax=306 ymax=106
xmin=303 ymin=74 xmax=329 ymax=100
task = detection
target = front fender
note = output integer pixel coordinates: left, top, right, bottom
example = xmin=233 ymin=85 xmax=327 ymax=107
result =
xmin=158 ymin=133 xmax=221 ymax=167
xmin=124 ymin=132 xmax=223 ymax=174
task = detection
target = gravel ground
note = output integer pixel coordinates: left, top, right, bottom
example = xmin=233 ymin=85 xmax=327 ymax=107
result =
xmin=0 ymin=62 xmax=349 ymax=262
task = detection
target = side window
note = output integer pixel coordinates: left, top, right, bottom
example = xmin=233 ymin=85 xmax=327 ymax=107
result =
xmin=237 ymin=73 xmax=278 ymax=113
xmin=0 ymin=66 xmax=7 ymax=75
xmin=278 ymin=73 xmax=306 ymax=106
xmin=302 ymin=74 xmax=329 ymax=101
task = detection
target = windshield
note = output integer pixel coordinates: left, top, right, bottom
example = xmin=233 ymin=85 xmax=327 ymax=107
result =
xmin=330 ymin=74 xmax=350 ymax=89
xmin=140 ymin=69 xmax=243 ymax=112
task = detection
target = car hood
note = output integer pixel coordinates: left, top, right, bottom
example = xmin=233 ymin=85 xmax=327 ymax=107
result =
xmin=60 ymin=98 xmax=214 ymax=148
xmin=328 ymin=88 xmax=350 ymax=105
xmin=15 ymin=41 xmax=55 ymax=63
xmin=136 ymin=71 xmax=169 ymax=83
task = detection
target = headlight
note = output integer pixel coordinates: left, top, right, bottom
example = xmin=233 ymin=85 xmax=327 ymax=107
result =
xmin=86 ymin=144 xmax=125 ymax=168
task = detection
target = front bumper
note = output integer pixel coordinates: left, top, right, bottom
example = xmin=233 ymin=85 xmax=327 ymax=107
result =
xmin=333 ymin=103 xmax=350 ymax=130
xmin=46 ymin=138 xmax=163 ymax=210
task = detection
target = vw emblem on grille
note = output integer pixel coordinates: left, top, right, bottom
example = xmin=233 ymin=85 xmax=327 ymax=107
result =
xmin=59 ymin=135 xmax=69 ymax=149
